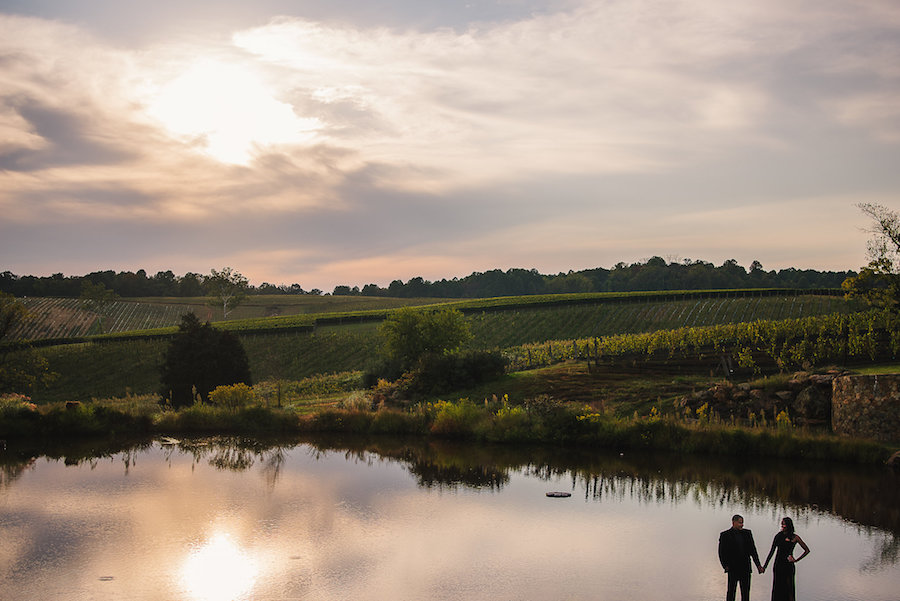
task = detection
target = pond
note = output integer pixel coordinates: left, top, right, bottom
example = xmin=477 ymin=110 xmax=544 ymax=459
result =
xmin=1 ymin=436 xmax=898 ymax=601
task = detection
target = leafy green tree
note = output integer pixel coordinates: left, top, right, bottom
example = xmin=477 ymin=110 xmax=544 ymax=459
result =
xmin=79 ymin=280 xmax=119 ymax=333
xmin=842 ymin=203 xmax=900 ymax=309
xmin=379 ymin=307 xmax=472 ymax=372
xmin=159 ymin=313 xmax=252 ymax=408
xmin=206 ymin=267 xmax=249 ymax=319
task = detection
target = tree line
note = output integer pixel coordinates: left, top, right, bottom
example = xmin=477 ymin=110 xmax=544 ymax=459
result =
xmin=349 ymin=258 xmax=853 ymax=298
xmin=1 ymin=258 xmax=855 ymax=300
xmin=0 ymin=269 xmax=315 ymax=299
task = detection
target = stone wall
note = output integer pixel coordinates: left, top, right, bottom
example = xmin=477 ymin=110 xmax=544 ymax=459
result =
xmin=677 ymin=370 xmax=841 ymax=425
xmin=832 ymin=375 xmax=900 ymax=442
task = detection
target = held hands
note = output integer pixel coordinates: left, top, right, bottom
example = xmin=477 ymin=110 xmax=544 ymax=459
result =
xmin=757 ymin=565 xmax=765 ymax=574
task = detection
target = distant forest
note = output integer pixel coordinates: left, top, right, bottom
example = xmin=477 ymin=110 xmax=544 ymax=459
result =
xmin=1 ymin=257 xmax=855 ymax=299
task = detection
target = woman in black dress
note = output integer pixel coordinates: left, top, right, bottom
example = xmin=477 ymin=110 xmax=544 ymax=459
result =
xmin=762 ymin=517 xmax=810 ymax=601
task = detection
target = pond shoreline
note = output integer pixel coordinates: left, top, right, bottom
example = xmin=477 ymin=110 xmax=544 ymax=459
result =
xmin=1 ymin=401 xmax=897 ymax=466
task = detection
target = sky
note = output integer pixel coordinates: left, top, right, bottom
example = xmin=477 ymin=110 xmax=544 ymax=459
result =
xmin=1 ymin=0 xmax=898 ymax=291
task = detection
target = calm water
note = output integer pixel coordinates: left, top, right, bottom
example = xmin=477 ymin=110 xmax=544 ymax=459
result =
xmin=1 ymin=436 xmax=898 ymax=601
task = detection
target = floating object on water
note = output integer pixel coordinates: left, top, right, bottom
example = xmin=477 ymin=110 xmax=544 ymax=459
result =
xmin=159 ymin=437 xmax=180 ymax=446
xmin=98 ymin=576 xmax=115 ymax=582
xmin=546 ymin=491 xmax=572 ymax=498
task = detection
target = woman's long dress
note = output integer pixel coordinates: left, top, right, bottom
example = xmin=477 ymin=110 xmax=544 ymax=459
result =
xmin=771 ymin=533 xmax=798 ymax=601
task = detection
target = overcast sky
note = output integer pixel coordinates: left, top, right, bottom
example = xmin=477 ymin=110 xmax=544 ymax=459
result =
xmin=1 ymin=0 xmax=898 ymax=290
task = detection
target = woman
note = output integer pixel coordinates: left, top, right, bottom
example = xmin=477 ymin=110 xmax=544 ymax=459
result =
xmin=762 ymin=517 xmax=810 ymax=601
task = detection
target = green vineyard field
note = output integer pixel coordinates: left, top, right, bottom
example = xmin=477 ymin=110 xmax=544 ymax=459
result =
xmin=466 ymin=294 xmax=861 ymax=348
xmin=8 ymin=295 xmax=449 ymax=341
xmin=9 ymin=290 xmax=873 ymax=403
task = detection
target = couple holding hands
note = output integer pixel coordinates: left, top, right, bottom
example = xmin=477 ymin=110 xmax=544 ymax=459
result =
xmin=718 ymin=514 xmax=811 ymax=601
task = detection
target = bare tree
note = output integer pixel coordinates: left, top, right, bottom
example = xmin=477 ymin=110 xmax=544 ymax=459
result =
xmin=842 ymin=203 xmax=900 ymax=309
xmin=206 ymin=267 xmax=249 ymax=319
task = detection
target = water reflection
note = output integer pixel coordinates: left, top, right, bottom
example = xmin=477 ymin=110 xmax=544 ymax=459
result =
xmin=161 ymin=438 xmax=289 ymax=487
xmin=3 ymin=435 xmax=899 ymax=535
xmin=182 ymin=532 xmax=258 ymax=601
xmin=1 ymin=435 xmax=898 ymax=601
xmin=297 ymin=436 xmax=900 ymax=536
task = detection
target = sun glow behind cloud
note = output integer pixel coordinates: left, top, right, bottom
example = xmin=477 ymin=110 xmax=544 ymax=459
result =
xmin=146 ymin=59 xmax=322 ymax=164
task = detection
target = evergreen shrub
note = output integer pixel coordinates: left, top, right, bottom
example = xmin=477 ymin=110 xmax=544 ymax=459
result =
xmin=159 ymin=313 xmax=252 ymax=408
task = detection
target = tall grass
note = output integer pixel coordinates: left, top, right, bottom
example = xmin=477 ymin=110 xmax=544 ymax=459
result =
xmin=295 ymin=397 xmax=894 ymax=464
xmin=2 ymin=390 xmax=894 ymax=464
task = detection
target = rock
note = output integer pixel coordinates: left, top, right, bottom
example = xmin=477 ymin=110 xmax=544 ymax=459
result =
xmin=888 ymin=451 xmax=900 ymax=471
xmin=775 ymin=391 xmax=794 ymax=403
xmin=833 ymin=375 xmax=900 ymax=442
xmin=713 ymin=384 xmax=733 ymax=404
xmin=787 ymin=379 xmax=805 ymax=391
xmin=693 ymin=390 xmax=711 ymax=402
xmin=809 ymin=374 xmax=835 ymax=386
xmin=794 ymin=385 xmax=831 ymax=422
xmin=788 ymin=372 xmax=811 ymax=391
xmin=750 ymin=389 xmax=767 ymax=401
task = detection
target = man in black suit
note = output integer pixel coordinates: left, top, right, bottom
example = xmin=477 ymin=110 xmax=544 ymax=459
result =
xmin=718 ymin=514 xmax=764 ymax=601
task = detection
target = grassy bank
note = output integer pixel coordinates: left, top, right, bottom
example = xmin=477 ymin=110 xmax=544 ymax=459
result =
xmin=2 ymin=392 xmax=895 ymax=465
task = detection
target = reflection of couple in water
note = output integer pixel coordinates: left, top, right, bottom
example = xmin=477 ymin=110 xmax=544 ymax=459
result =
xmin=718 ymin=514 xmax=811 ymax=601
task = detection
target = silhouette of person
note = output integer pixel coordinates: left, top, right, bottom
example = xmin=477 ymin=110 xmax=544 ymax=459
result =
xmin=719 ymin=514 xmax=764 ymax=601
xmin=762 ymin=517 xmax=810 ymax=601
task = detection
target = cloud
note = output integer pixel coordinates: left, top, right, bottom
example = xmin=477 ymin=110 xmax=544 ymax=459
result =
xmin=1 ymin=2 xmax=898 ymax=287
xmin=231 ymin=0 xmax=900 ymax=184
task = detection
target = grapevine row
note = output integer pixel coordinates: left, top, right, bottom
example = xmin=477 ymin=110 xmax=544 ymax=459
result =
xmin=503 ymin=310 xmax=900 ymax=373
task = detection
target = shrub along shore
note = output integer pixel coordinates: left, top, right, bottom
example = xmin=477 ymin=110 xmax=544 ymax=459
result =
xmin=0 ymin=395 xmax=895 ymax=466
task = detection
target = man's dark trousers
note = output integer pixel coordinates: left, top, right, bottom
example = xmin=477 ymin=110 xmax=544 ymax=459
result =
xmin=726 ymin=569 xmax=751 ymax=601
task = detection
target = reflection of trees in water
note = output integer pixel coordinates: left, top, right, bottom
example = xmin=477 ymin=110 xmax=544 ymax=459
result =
xmin=0 ymin=456 xmax=36 ymax=489
xmin=163 ymin=437 xmax=289 ymax=487
xmin=2 ymin=434 xmax=897 ymax=561
xmin=407 ymin=459 xmax=508 ymax=490
xmin=567 ymin=463 xmax=899 ymax=568
xmin=296 ymin=441 xmax=510 ymax=489
xmin=0 ymin=438 xmax=151 ymax=483
xmin=861 ymin=532 xmax=899 ymax=572
xmin=393 ymin=443 xmax=509 ymax=490
xmin=299 ymin=436 xmax=900 ymax=539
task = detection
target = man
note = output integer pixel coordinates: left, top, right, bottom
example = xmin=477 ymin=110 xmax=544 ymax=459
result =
xmin=718 ymin=514 xmax=764 ymax=601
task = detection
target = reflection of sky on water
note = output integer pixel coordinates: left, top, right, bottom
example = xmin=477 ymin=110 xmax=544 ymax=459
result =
xmin=181 ymin=532 xmax=258 ymax=601
xmin=0 ymin=441 xmax=897 ymax=601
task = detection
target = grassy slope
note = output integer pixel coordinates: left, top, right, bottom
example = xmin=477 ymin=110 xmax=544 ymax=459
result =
xmin=444 ymin=362 xmax=711 ymax=417
xmin=12 ymin=295 xmax=452 ymax=340
xmin=16 ymin=292 xmax=865 ymax=404
xmin=12 ymin=289 xmax=852 ymax=341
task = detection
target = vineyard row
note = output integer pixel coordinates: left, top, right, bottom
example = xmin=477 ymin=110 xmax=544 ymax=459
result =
xmin=503 ymin=310 xmax=900 ymax=373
